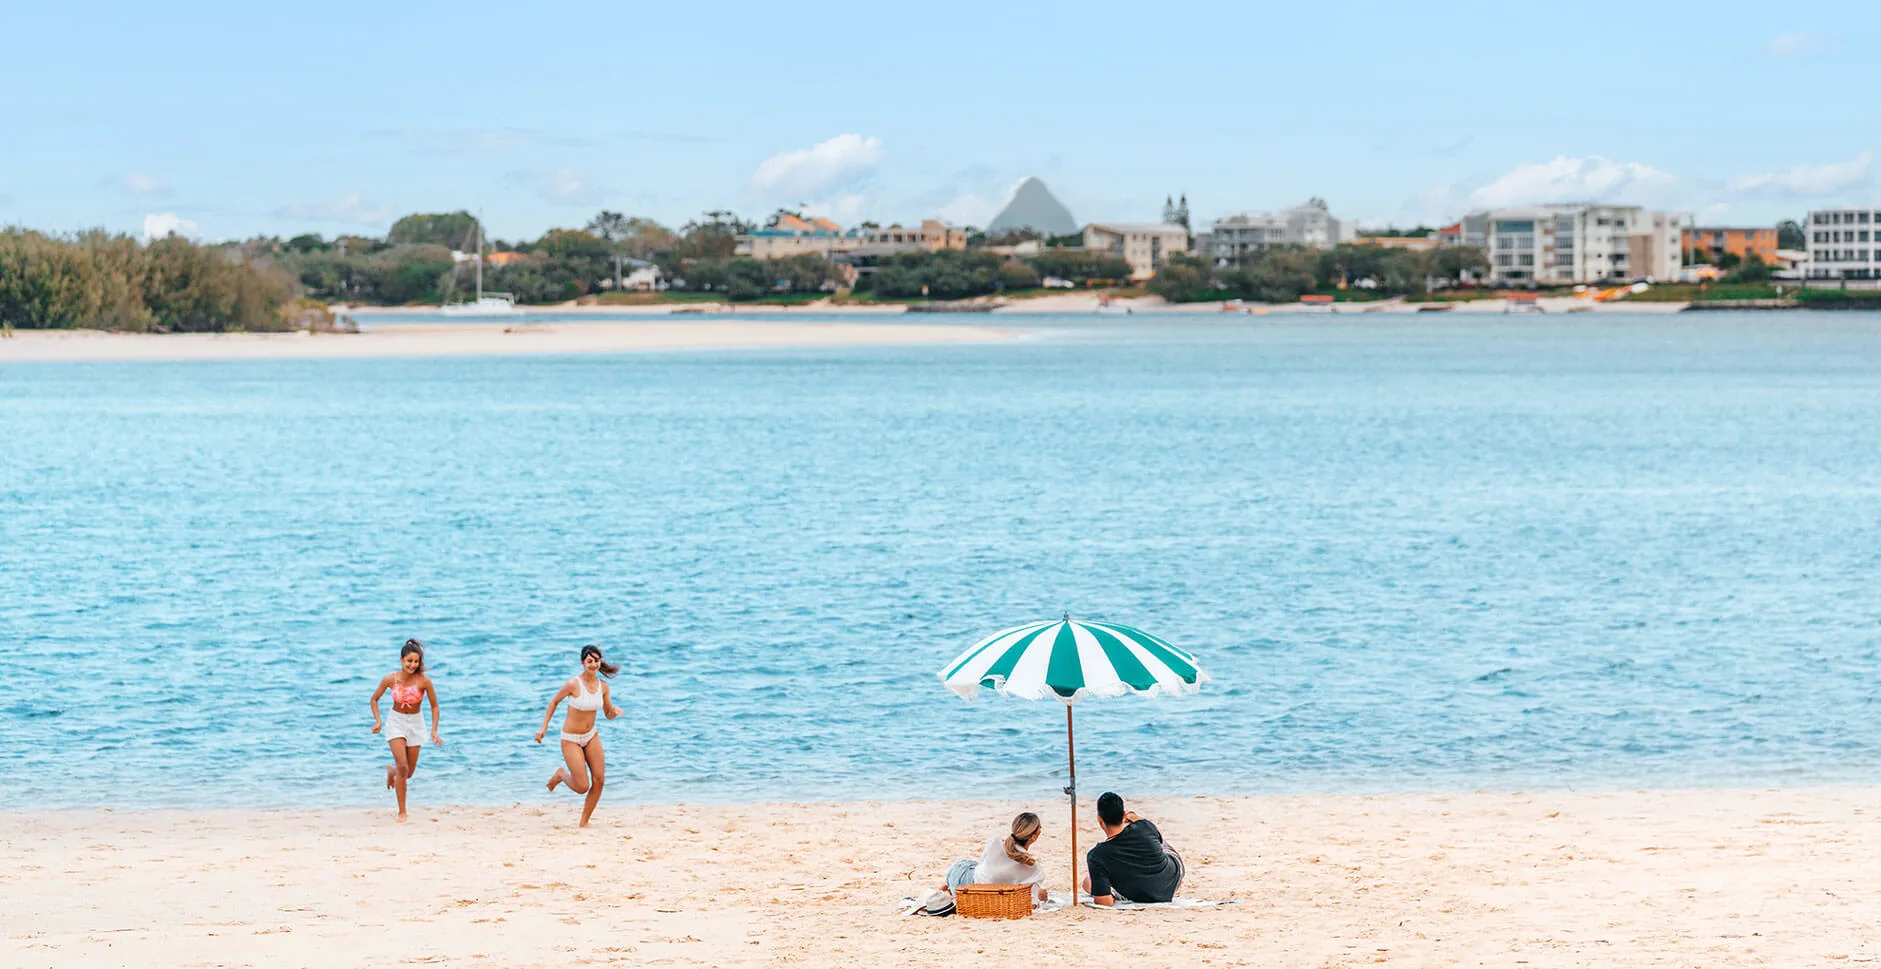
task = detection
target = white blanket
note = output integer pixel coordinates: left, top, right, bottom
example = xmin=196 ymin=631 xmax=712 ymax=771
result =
xmin=1071 ymin=892 xmax=1235 ymax=911
xmin=901 ymin=892 xmax=1234 ymax=917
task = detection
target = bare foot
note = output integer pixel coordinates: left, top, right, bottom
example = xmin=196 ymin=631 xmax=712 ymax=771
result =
xmin=578 ymin=819 xmax=590 ymax=828
xmin=385 ymin=764 xmax=396 ymax=790
xmin=396 ymin=812 xmax=408 ymax=823
xmin=547 ymin=768 xmax=564 ymax=792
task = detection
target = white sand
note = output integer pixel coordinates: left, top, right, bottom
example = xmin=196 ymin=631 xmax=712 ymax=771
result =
xmin=5 ymin=787 xmax=1878 ymax=967
xmin=0 ymin=321 xmax=1016 ymax=363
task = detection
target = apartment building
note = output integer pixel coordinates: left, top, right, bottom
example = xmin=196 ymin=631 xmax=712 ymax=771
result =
xmin=737 ymin=217 xmax=967 ymax=260
xmin=859 ymin=220 xmax=968 ymax=251
xmin=738 ymin=214 xmax=849 ymax=260
xmin=1804 ymin=208 xmax=1880 ymax=279
xmin=1208 ymin=198 xmax=1354 ymax=265
xmin=1352 ymin=234 xmax=1442 ymax=252
xmin=1682 ymin=226 xmax=1778 ymax=265
xmin=1082 ymin=222 xmax=1189 ymax=280
xmin=1460 ymin=204 xmax=1689 ymax=285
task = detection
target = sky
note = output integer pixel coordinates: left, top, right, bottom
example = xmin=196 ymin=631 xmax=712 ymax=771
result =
xmin=3 ymin=0 xmax=1878 ymax=243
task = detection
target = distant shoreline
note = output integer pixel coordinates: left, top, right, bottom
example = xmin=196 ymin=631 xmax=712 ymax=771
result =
xmin=337 ymin=294 xmax=1700 ymax=316
xmin=0 ymin=319 xmax=1020 ymax=364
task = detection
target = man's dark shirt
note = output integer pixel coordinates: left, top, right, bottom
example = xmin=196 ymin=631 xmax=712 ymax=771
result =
xmin=1085 ymin=819 xmax=1181 ymax=903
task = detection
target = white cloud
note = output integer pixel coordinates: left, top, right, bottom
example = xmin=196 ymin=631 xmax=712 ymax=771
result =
xmin=1728 ymin=152 xmax=1872 ymax=199
xmin=142 ymin=212 xmax=199 ymax=241
xmin=1468 ymin=155 xmax=1676 ymax=207
xmin=802 ymin=194 xmax=870 ymax=223
xmin=750 ymin=134 xmax=885 ymax=200
xmin=931 ymin=191 xmax=1003 ymax=228
xmin=897 ymin=167 xmax=1014 ymax=229
xmin=120 ymin=173 xmax=170 ymax=196
xmin=271 ymin=192 xmax=393 ymax=225
xmin=1765 ymin=30 xmax=1829 ymax=59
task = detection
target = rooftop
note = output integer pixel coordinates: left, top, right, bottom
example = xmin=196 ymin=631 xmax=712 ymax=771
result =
xmin=1086 ymin=222 xmax=1188 ymax=234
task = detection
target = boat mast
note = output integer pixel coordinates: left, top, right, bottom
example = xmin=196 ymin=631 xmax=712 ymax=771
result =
xmin=474 ymin=212 xmax=484 ymax=302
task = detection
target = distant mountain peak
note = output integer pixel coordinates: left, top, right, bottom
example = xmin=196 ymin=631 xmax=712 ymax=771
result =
xmin=987 ymin=177 xmax=1078 ymax=236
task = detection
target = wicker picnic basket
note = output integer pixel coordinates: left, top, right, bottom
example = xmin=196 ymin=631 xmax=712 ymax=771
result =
xmin=954 ymin=883 xmax=1034 ymax=919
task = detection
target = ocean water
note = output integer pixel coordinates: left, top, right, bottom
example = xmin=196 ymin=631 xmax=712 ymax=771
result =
xmin=4 ymin=313 xmax=1881 ymax=810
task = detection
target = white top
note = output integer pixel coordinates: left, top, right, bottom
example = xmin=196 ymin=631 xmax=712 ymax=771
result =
xmin=972 ymin=836 xmax=1044 ymax=887
xmin=568 ymin=677 xmax=603 ymax=712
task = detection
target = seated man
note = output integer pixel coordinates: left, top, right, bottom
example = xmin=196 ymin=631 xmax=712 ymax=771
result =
xmin=1082 ymin=791 xmax=1183 ymax=906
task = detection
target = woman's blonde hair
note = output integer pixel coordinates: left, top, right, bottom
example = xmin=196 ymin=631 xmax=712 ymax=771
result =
xmin=1005 ymin=812 xmax=1041 ymax=867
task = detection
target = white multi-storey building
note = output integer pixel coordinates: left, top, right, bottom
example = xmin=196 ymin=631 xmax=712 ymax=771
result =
xmin=1208 ymin=198 xmax=1355 ymax=265
xmin=1804 ymin=208 xmax=1879 ymax=280
xmin=1459 ymin=204 xmax=1689 ymax=285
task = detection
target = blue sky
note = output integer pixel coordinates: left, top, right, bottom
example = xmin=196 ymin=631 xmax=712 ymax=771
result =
xmin=3 ymin=1 xmax=1876 ymax=242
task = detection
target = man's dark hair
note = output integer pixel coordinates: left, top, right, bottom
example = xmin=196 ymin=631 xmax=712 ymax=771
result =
xmin=1097 ymin=792 xmax=1125 ymax=827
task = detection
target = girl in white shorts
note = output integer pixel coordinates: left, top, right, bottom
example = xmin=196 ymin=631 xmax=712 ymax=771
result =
xmin=370 ymin=639 xmax=442 ymax=821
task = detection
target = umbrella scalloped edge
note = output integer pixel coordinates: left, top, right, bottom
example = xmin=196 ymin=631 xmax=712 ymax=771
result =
xmin=941 ymin=669 xmax=1211 ymax=705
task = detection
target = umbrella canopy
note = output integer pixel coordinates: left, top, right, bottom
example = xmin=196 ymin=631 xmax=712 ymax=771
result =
xmin=940 ymin=617 xmax=1206 ymax=703
xmin=938 ymin=617 xmax=1206 ymax=906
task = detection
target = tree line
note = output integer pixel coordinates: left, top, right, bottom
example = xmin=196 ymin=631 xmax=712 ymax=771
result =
xmin=273 ymin=210 xmax=1134 ymax=305
xmin=1149 ymin=244 xmax=1490 ymax=303
xmin=18 ymin=207 xmax=1510 ymax=329
xmin=0 ymin=229 xmax=294 ymax=330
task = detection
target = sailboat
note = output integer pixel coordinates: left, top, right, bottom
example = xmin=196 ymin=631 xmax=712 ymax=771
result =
xmin=442 ymin=215 xmax=522 ymax=316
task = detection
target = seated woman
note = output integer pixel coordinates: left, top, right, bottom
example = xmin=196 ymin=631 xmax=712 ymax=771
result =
xmin=943 ymin=812 xmax=1048 ymax=902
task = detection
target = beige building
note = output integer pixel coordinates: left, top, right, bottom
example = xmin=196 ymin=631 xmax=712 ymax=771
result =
xmin=737 ymin=214 xmax=849 ymax=260
xmin=1082 ymin=222 xmax=1189 ymax=280
xmin=737 ymin=217 xmax=966 ymax=260
xmin=862 ymin=220 xmax=967 ymax=251
xmin=1352 ymin=234 xmax=1442 ymax=252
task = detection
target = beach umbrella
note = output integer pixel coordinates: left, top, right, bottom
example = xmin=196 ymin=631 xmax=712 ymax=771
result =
xmin=938 ymin=616 xmax=1206 ymax=901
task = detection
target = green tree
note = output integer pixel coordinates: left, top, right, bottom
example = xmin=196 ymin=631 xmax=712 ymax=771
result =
xmin=1776 ymin=219 xmax=1805 ymax=250
xmin=1146 ymin=253 xmax=1216 ymax=302
xmin=536 ymin=229 xmax=612 ymax=263
xmin=686 ymin=255 xmax=837 ymax=300
xmin=374 ymin=245 xmax=454 ymax=304
xmin=1233 ymin=249 xmax=1316 ymax=302
xmin=584 ymin=212 xmax=674 ymax=259
xmin=665 ymin=211 xmax=749 ymax=267
xmin=1729 ymin=253 xmax=1772 ymax=283
xmin=870 ymin=250 xmax=1031 ymax=300
xmin=387 ymin=211 xmax=480 ymax=249
xmin=0 ymin=229 xmax=101 ymax=328
xmin=1024 ymin=248 xmax=1131 ymax=283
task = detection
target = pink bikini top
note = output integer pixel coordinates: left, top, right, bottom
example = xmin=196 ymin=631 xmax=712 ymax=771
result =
xmin=391 ymin=683 xmax=422 ymax=707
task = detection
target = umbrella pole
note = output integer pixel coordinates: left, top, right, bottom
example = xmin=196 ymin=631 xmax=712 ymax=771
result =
xmin=1066 ymin=703 xmax=1078 ymax=906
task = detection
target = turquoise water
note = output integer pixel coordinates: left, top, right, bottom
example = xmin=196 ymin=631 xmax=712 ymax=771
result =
xmin=5 ymin=313 xmax=1881 ymax=809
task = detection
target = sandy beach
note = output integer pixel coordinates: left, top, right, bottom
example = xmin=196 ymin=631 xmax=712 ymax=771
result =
xmin=0 ymin=320 xmax=1016 ymax=364
xmin=6 ymin=787 xmax=1879 ymax=968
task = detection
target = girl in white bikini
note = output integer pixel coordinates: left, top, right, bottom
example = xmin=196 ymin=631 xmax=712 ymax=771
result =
xmin=535 ymin=644 xmax=624 ymax=827
xmin=369 ymin=639 xmax=441 ymax=821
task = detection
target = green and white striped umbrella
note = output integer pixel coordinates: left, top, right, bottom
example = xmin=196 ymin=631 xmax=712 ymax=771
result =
xmin=938 ymin=616 xmax=1208 ymax=901
xmin=939 ymin=617 xmax=1206 ymax=703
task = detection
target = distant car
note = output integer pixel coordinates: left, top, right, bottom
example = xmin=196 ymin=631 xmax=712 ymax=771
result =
xmin=1041 ymin=276 xmax=1076 ymax=289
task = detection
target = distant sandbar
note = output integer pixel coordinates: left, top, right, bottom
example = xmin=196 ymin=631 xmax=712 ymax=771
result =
xmin=0 ymin=320 xmax=1019 ymax=364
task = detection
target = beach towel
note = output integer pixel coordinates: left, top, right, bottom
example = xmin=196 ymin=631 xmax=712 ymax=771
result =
xmin=1075 ymin=893 xmax=1236 ymax=911
xmin=902 ymin=892 xmax=1234 ymax=917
